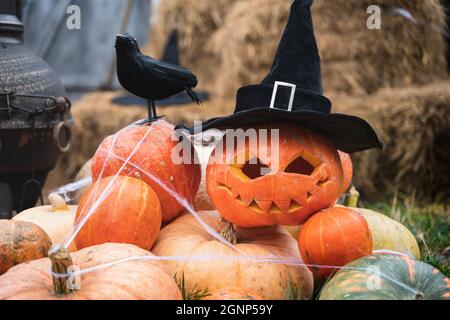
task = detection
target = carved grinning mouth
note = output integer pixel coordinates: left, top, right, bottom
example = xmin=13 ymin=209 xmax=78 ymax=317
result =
xmin=217 ymin=183 xmax=312 ymax=214
xmin=217 ymin=151 xmax=331 ymax=214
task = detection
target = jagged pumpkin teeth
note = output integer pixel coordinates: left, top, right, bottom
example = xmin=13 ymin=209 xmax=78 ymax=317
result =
xmin=255 ymin=200 xmax=272 ymax=212
xmin=268 ymin=202 xmax=282 ymax=213
xmin=290 ymin=199 xmax=303 ymax=211
xmin=231 ymin=189 xmax=240 ymax=198
xmin=248 ymin=200 xmax=262 ymax=212
xmin=274 ymin=200 xmax=291 ymax=212
xmin=240 ymin=195 xmax=253 ymax=207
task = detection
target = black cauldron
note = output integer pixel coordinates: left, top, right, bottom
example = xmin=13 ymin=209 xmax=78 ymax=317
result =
xmin=0 ymin=0 xmax=72 ymax=217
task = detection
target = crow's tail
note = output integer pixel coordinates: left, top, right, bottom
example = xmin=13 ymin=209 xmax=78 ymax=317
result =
xmin=185 ymin=86 xmax=202 ymax=105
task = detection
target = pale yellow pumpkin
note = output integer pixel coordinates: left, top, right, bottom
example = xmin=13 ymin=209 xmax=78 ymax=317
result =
xmin=153 ymin=210 xmax=314 ymax=300
xmin=339 ymin=189 xmax=420 ymax=259
xmin=14 ymin=194 xmax=77 ymax=252
xmin=355 ymin=207 xmax=420 ymax=259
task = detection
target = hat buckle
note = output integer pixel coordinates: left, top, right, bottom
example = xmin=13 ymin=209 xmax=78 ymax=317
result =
xmin=269 ymin=81 xmax=296 ymax=112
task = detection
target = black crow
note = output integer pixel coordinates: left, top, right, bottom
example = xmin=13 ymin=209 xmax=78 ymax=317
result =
xmin=115 ymin=33 xmax=201 ymax=122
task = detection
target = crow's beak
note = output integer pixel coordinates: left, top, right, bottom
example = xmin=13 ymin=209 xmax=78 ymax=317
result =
xmin=115 ymin=34 xmax=128 ymax=48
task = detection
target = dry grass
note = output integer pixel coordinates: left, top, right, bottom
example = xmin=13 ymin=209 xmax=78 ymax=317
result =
xmin=331 ymin=81 xmax=450 ymax=199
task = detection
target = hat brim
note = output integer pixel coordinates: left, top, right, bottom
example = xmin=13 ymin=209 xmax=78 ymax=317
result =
xmin=177 ymin=108 xmax=383 ymax=153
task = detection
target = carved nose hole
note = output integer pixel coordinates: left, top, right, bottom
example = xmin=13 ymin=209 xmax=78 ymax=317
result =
xmin=285 ymin=156 xmax=314 ymax=175
xmin=242 ymin=158 xmax=271 ymax=179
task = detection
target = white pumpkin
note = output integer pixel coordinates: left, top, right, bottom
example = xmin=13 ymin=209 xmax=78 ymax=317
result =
xmin=13 ymin=193 xmax=77 ymax=251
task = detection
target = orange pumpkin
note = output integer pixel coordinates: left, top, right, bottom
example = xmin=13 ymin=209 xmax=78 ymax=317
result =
xmin=206 ymin=123 xmax=343 ymax=227
xmin=298 ymin=207 xmax=373 ymax=279
xmin=0 ymin=243 xmax=182 ymax=300
xmin=75 ymin=176 xmax=162 ymax=250
xmin=338 ymin=151 xmax=353 ymax=193
xmin=0 ymin=220 xmax=52 ymax=275
xmin=203 ymin=287 xmax=263 ymax=300
xmin=91 ymin=119 xmax=201 ymax=223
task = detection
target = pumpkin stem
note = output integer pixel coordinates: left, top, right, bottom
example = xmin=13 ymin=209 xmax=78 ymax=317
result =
xmin=219 ymin=219 xmax=237 ymax=244
xmin=344 ymin=186 xmax=360 ymax=208
xmin=48 ymin=193 xmax=69 ymax=212
xmin=48 ymin=244 xmax=77 ymax=296
xmin=415 ymin=292 xmax=424 ymax=300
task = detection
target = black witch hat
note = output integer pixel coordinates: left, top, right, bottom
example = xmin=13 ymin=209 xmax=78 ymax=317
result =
xmin=179 ymin=0 xmax=382 ymax=153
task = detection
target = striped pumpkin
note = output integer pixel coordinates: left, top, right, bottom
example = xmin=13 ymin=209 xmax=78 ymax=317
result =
xmin=75 ymin=176 xmax=162 ymax=250
xmin=319 ymin=254 xmax=450 ymax=300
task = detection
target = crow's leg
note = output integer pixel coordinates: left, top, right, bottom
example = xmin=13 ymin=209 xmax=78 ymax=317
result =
xmin=147 ymin=99 xmax=157 ymax=120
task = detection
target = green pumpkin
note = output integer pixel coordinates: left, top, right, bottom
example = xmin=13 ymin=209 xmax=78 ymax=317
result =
xmin=319 ymin=254 xmax=449 ymax=300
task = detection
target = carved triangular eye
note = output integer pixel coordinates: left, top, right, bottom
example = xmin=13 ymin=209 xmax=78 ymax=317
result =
xmin=241 ymin=158 xmax=271 ymax=179
xmin=285 ymin=155 xmax=314 ymax=175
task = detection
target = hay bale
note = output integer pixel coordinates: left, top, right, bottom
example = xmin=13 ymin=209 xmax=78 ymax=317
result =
xmin=208 ymin=0 xmax=448 ymax=97
xmin=208 ymin=0 xmax=290 ymax=97
xmin=317 ymin=0 xmax=448 ymax=94
xmin=330 ymin=81 xmax=450 ymax=199
xmin=145 ymin=0 xmax=238 ymax=90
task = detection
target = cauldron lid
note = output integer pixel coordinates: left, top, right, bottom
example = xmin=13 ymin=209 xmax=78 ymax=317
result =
xmin=0 ymin=14 xmax=23 ymax=31
xmin=0 ymin=0 xmax=23 ymax=41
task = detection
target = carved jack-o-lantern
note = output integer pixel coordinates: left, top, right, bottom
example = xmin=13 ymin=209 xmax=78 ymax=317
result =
xmin=206 ymin=123 xmax=343 ymax=227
